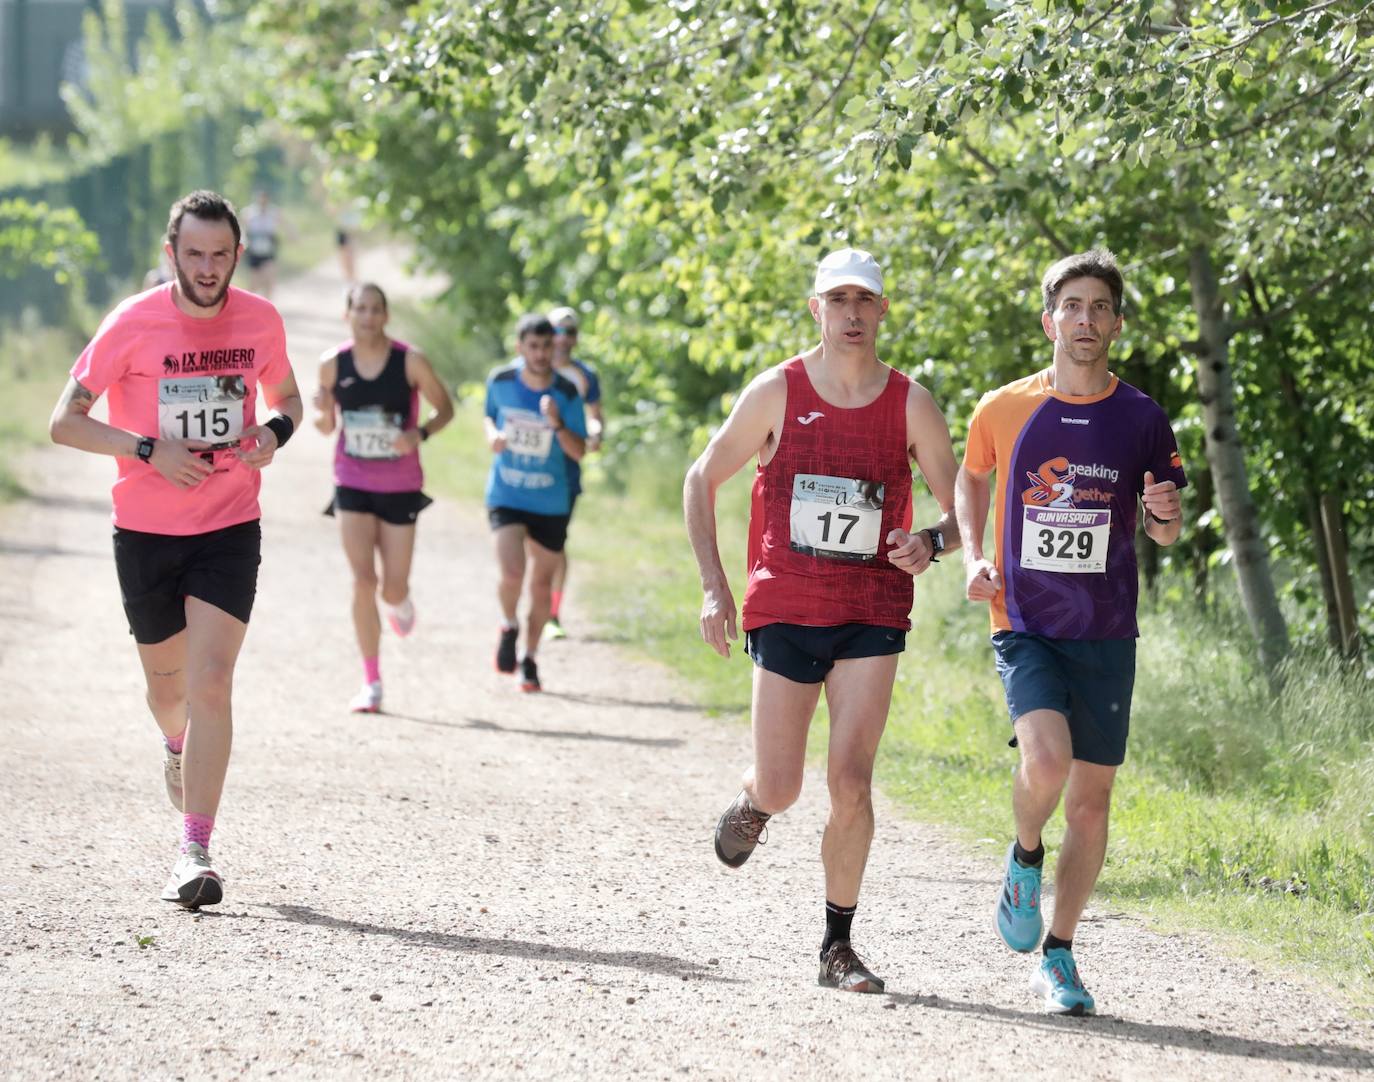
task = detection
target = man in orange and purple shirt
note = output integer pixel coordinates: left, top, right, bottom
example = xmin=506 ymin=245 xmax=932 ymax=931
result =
xmin=955 ymin=248 xmax=1185 ymax=1016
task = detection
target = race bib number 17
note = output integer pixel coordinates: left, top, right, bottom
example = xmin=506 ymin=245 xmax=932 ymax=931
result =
xmin=789 ymin=474 xmax=884 ymax=562
xmin=1020 ymin=507 xmax=1110 ymax=573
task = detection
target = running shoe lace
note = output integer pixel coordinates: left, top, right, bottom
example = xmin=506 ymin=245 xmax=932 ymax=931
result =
xmin=727 ymin=805 xmax=768 ymax=847
xmin=826 ymin=942 xmax=869 ymax=980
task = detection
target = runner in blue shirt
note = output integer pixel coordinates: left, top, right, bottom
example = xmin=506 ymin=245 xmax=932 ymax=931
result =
xmin=484 ymin=313 xmax=587 ymax=691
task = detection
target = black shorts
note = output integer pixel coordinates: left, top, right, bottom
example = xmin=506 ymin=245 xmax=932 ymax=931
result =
xmin=487 ymin=506 xmax=570 ymax=553
xmin=113 ymin=520 xmax=261 ymax=644
xmin=336 ymin=230 xmax=350 ymax=247
xmin=745 ymin=622 xmax=907 ymax=685
xmin=325 ymin=486 xmax=433 ymax=526
xmin=247 ymin=252 xmax=275 ymax=270
xmin=991 ymin=631 xmax=1136 ymax=766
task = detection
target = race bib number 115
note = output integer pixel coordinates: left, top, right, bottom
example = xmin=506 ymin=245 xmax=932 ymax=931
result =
xmin=158 ymin=376 xmax=245 ymax=449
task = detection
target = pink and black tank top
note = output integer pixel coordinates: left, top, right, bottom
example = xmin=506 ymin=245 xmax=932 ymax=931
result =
xmin=331 ymin=339 xmax=423 ymax=493
xmin=741 ymin=356 xmax=915 ymax=632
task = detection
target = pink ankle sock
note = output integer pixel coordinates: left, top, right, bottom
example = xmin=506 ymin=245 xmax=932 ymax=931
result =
xmin=181 ymin=813 xmax=215 ymax=852
xmin=364 ymin=656 xmax=381 ymax=684
xmin=165 ymin=728 xmax=186 ymax=754
xmin=551 ymin=591 xmax=563 ymax=618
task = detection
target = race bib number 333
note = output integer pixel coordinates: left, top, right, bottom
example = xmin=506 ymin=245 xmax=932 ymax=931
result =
xmin=1020 ymin=507 xmax=1110 ymax=574
xmin=789 ymin=474 xmax=884 ymax=562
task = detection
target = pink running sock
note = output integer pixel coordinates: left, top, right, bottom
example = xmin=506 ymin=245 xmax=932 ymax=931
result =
xmin=181 ymin=813 xmax=215 ymax=852
xmin=551 ymin=591 xmax=563 ymax=618
xmin=364 ymin=656 xmax=381 ymax=684
xmin=165 ymin=728 xmax=186 ymax=754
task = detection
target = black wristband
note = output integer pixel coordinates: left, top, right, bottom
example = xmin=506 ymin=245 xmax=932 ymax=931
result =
xmin=265 ymin=415 xmax=294 ymax=448
xmin=1148 ymin=510 xmax=1176 ymax=525
xmin=419 ymin=426 xmax=430 ymax=442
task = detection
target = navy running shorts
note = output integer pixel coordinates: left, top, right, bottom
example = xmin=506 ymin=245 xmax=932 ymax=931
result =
xmin=487 ymin=505 xmax=571 ymax=553
xmin=991 ymin=630 xmax=1136 ymax=766
xmin=745 ymin=622 xmax=906 ymax=685
xmin=113 ymin=520 xmax=261 ymax=644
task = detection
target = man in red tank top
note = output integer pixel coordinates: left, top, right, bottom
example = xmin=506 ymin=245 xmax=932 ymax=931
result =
xmin=684 ymin=248 xmax=961 ymax=992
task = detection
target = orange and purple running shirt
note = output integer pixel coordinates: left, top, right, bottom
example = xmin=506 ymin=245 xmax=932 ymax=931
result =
xmin=70 ymin=284 xmax=291 ymax=536
xmin=963 ymin=371 xmax=1186 ymax=640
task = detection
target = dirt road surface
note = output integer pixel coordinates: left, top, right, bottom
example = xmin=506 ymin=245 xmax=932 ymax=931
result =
xmin=2 ymin=251 xmax=1371 ymax=1081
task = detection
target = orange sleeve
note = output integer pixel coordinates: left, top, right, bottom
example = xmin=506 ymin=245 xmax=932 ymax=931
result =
xmin=962 ymin=392 xmax=997 ymax=474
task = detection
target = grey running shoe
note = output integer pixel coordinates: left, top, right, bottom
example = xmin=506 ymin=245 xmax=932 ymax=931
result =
xmin=160 ymin=843 xmax=223 ymax=910
xmin=163 ymin=744 xmax=183 ymax=812
xmin=713 ymin=790 xmax=770 ymax=868
xmin=818 ymin=941 xmax=886 ymax=994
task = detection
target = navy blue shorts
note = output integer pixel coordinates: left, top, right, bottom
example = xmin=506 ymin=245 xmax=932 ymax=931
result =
xmin=991 ymin=631 xmax=1136 ymax=766
xmin=745 ymin=622 xmax=906 ymax=685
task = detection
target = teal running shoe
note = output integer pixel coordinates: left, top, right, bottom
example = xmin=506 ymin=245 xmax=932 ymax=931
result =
xmin=1031 ymin=947 xmax=1095 ymax=1015
xmin=995 ymin=842 xmax=1043 ymax=952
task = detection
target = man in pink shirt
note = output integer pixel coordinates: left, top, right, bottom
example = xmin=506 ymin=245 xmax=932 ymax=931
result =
xmin=49 ymin=190 xmax=302 ymax=909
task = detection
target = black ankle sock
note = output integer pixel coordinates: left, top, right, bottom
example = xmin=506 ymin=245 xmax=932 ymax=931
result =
xmin=1013 ymin=839 xmax=1045 ymax=867
xmin=821 ymin=901 xmax=856 ymax=954
xmin=1043 ymin=933 xmax=1072 ymax=954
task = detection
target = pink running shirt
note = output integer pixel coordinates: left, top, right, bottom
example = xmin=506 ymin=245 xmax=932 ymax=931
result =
xmin=70 ymin=284 xmax=292 ymax=535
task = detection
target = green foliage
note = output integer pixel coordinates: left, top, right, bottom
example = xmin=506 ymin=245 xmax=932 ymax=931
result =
xmin=62 ymin=0 xmax=252 ymax=163
xmin=0 ymin=199 xmax=100 ymax=285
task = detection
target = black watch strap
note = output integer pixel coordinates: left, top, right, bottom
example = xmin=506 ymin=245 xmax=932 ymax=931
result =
xmin=135 ymin=437 xmax=155 ymax=463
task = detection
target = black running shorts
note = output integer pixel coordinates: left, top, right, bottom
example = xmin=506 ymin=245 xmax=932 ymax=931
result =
xmin=745 ymin=622 xmax=907 ymax=684
xmin=487 ymin=505 xmax=570 ymax=553
xmin=326 ymin=486 xmax=433 ymax=526
xmin=113 ymin=520 xmax=261 ymax=644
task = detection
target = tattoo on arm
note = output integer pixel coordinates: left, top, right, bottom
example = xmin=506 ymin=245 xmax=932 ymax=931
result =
xmin=65 ymin=380 xmax=96 ymax=415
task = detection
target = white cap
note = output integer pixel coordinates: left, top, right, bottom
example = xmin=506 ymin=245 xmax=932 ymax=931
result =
xmin=548 ymin=305 xmax=578 ymax=327
xmin=814 ymin=248 xmax=883 ymax=296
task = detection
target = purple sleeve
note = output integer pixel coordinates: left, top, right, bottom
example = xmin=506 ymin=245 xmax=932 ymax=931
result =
xmin=1149 ymin=409 xmax=1188 ymax=491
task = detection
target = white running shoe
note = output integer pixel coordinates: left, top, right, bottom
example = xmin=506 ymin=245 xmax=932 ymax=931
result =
xmin=160 ymin=843 xmax=223 ymax=909
xmin=349 ymin=681 xmax=383 ymax=714
xmin=163 ymin=743 xmax=184 ymax=812
xmin=386 ymin=598 xmax=417 ymax=637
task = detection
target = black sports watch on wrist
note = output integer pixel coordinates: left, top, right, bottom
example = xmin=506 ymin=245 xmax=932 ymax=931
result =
xmin=923 ymin=527 xmax=945 ymax=561
xmin=135 ymin=436 xmax=156 ymax=463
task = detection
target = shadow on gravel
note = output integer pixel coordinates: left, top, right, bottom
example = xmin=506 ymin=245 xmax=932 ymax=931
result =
xmin=260 ymin=904 xmax=741 ymax=983
xmin=20 ymin=491 xmax=111 ymax=515
xmin=541 ymin=690 xmax=748 ymax=716
xmin=0 ymin=538 xmax=103 ymax=559
xmin=386 ymin=714 xmax=686 ymax=748
xmin=884 ymin=992 xmax=1374 ymax=1069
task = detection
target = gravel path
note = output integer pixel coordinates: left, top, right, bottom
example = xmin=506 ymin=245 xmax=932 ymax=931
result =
xmin=2 ymin=251 xmax=1371 ymax=1081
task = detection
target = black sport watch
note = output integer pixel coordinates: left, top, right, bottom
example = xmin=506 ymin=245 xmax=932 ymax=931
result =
xmin=923 ymin=527 xmax=945 ymax=562
xmin=135 ymin=436 xmax=156 ymax=463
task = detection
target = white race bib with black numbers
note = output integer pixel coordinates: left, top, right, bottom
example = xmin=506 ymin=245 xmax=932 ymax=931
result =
xmin=503 ymin=409 xmax=554 ymax=461
xmin=1020 ymin=507 xmax=1110 ymax=574
xmin=789 ymin=473 xmax=884 ymax=562
xmin=158 ymin=376 xmax=245 ymax=448
xmin=342 ymin=407 xmax=404 ymax=459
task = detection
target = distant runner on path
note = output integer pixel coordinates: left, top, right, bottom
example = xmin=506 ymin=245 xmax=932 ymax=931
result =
xmin=313 ymin=282 xmax=454 ymax=714
xmin=684 ymin=248 xmax=960 ymax=993
xmin=48 ymin=189 xmax=302 ymax=910
xmin=483 ymin=314 xmax=587 ymax=693
xmin=956 ymin=248 xmax=1186 ymax=1016
xmin=544 ymin=304 xmax=604 ymax=641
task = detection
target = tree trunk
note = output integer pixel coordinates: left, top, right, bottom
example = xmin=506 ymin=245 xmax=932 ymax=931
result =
xmin=1188 ymin=245 xmax=1289 ymax=669
xmin=1319 ymin=492 xmax=1362 ymax=661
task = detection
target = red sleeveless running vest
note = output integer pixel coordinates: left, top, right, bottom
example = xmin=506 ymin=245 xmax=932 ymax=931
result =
xmin=741 ymin=357 xmax=914 ymax=631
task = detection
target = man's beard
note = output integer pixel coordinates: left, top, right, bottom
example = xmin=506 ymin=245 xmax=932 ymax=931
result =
xmin=174 ymin=258 xmax=236 ymax=310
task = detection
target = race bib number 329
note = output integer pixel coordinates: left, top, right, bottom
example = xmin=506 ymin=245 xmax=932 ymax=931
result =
xmin=789 ymin=474 xmax=884 ymax=562
xmin=1020 ymin=507 xmax=1110 ymax=574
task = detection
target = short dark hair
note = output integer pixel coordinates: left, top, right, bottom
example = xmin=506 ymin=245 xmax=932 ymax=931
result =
xmin=516 ymin=313 xmax=554 ymax=340
xmin=167 ymin=190 xmax=241 ymax=251
xmin=346 ymin=281 xmax=389 ymax=313
xmin=1041 ymin=248 xmax=1124 ymax=314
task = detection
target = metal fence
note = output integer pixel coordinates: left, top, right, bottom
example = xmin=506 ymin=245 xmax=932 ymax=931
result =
xmin=1 ymin=115 xmax=277 ymax=324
